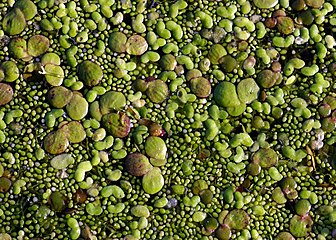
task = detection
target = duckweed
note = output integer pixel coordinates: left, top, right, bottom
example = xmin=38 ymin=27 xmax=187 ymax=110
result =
xmin=277 ymin=16 xmax=294 ymax=35
xmin=0 ymin=0 xmax=335 ymax=239
xmin=47 ymin=86 xmax=73 ymax=108
xmin=126 ymin=35 xmax=148 ymax=56
xmin=101 ymin=112 xmax=131 ymax=138
xmin=108 ymin=31 xmax=127 ymax=53
xmin=99 ymin=91 xmax=126 ymax=114
xmin=66 ymin=93 xmax=88 ymax=120
xmin=215 ymin=225 xmax=232 ymax=240
xmin=290 ymin=215 xmax=314 ymax=237
xmin=43 ymin=130 xmax=69 ymax=154
xmin=62 ymin=121 xmax=86 ymax=143
xmin=49 ymin=191 xmax=67 ymax=212
xmin=142 ymin=167 xmax=164 ymax=194
xmin=0 ymin=83 xmax=13 ymax=106
xmin=213 ymin=82 xmax=241 ymax=108
xmin=146 ymin=80 xmax=169 ymax=103
xmin=50 ymin=154 xmax=75 ymax=170
xmin=253 ymin=148 xmax=278 ymax=169
xmin=44 ymin=64 xmax=64 ymax=86
xmin=253 ymin=0 xmax=279 ymax=8
xmin=145 ymin=136 xmax=167 ymax=160
xmin=124 ymin=153 xmax=152 ymax=177
xmin=224 ymin=209 xmax=250 ymax=230
xmin=13 ymin=0 xmax=37 ymax=20
xmin=8 ymin=37 xmax=31 ymax=61
xmin=0 ymin=177 xmax=11 ymax=193
xmin=27 ymin=35 xmax=49 ymax=57
xmin=237 ymin=78 xmax=260 ymax=104
xmin=2 ymin=8 xmax=26 ymax=35
xmin=190 ymin=77 xmax=211 ymax=98
xmin=77 ymin=61 xmax=103 ymax=87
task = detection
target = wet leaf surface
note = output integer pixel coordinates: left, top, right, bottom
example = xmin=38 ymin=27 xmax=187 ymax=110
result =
xmin=126 ymin=35 xmax=148 ymax=55
xmin=66 ymin=94 xmax=89 ymax=120
xmin=0 ymin=83 xmax=13 ymax=106
xmin=190 ymin=77 xmax=211 ymax=98
xmin=146 ymin=80 xmax=169 ymax=103
xmin=253 ymin=148 xmax=278 ymax=168
xmin=99 ymin=91 xmax=126 ymax=115
xmin=47 ymin=86 xmax=73 ymax=108
xmin=142 ymin=167 xmax=164 ymax=194
xmin=289 ymin=215 xmax=313 ymax=237
xmin=2 ymin=9 xmax=26 ymax=35
xmin=77 ymin=61 xmax=103 ymax=87
xmin=224 ymin=209 xmax=250 ymax=230
xmin=43 ymin=130 xmax=69 ymax=155
xmin=102 ymin=112 xmax=131 ymax=138
xmin=124 ymin=153 xmax=152 ymax=176
xmin=27 ymin=35 xmax=49 ymax=57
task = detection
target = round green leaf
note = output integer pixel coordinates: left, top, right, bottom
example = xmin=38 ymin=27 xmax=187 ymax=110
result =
xmin=213 ymin=82 xmax=240 ymax=107
xmin=1 ymin=61 xmax=20 ymax=82
xmin=44 ymin=130 xmax=69 ymax=155
xmin=86 ymin=202 xmax=103 ymax=216
xmin=126 ymin=35 xmax=148 ymax=55
xmin=142 ymin=167 xmax=164 ymax=194
xmin=253 ymin=148 xmax=278 ymax=169
xmin=131 ymin=205 xmax=150 ymax=218
xmin=13 ymin=0 xmax=37 ymax=20
xmin=28 ymin=35 xmax=50 ymax=57
xmin=224 ymin=209 xmax=250 ymax=230
xmin=8 ymin=37 xmax=31 ymax=61
xmin=192 ymin=179 xmax=208 ymax=195
xmin=49 ymin=191 xmax=67 ymax=212
xmin=226 ymin=103 xmax=246 ymax=117
xmin=277 ymin=17 xmax=294 ymax=35
xmin=257 ymin=69 xmax=278 ymax=88
xmin=108 ymin=32 xmax=127 ymax=53
xmin=0 ymin=177 xmax=12 ymax=193
xmin=44 ymin=64 xmax=64 ymax=86
xmin=203 ymin=217 xmax=219 ymax=232
xmin=305 ymin=0 xmax=324 ymax=8
xmin=61 ymin=121 xmax=86 ymax=143
xmin=237 ymin=78 xmax=260 ymax=104
xmin=275 ymin=232 xmax=295 ymax=240
xmin=219 ymin=55 xmax=237 ymax=73
xmin=295 ymin=199 xmax=311 ymax=216
xmin=77 ymin=61 xmax=103 ymax=87
xmin=289 ymin=215 xmax=313 ymax=237
xmin=50 ymin=154 xmax=75 ymax=169
xmin=253 ymin=0 xmax=278 ymax=8
xmin=66 ymin=94 xmax=89 ymax=120
xmin=41 ymin=53 xmax=61 ymax=66
xmin=99 ymin=91 xmax=126 ymax=115
xmin=47 ymin=86 xmax=73 ymax=108
xmin=145 ymin=136 xmax=167 ymax=160
xmin=159 ymin=54 xmax=177 ymax=71
xmin=190 ymin=77 xmax=211 ymax=98
xmin=2 ymin=9 xmax=26 ymax=35
xmin=146 ymin=80 xmax=169 ymax=103
xmin=208 ymin=44 xmax=226 ymax=64
xmin=215 ymin=224 xmax=231 ymax=240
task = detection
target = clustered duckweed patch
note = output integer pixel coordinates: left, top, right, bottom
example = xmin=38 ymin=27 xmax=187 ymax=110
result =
xmin=0 ymin=0 xmax=336 ymax=239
